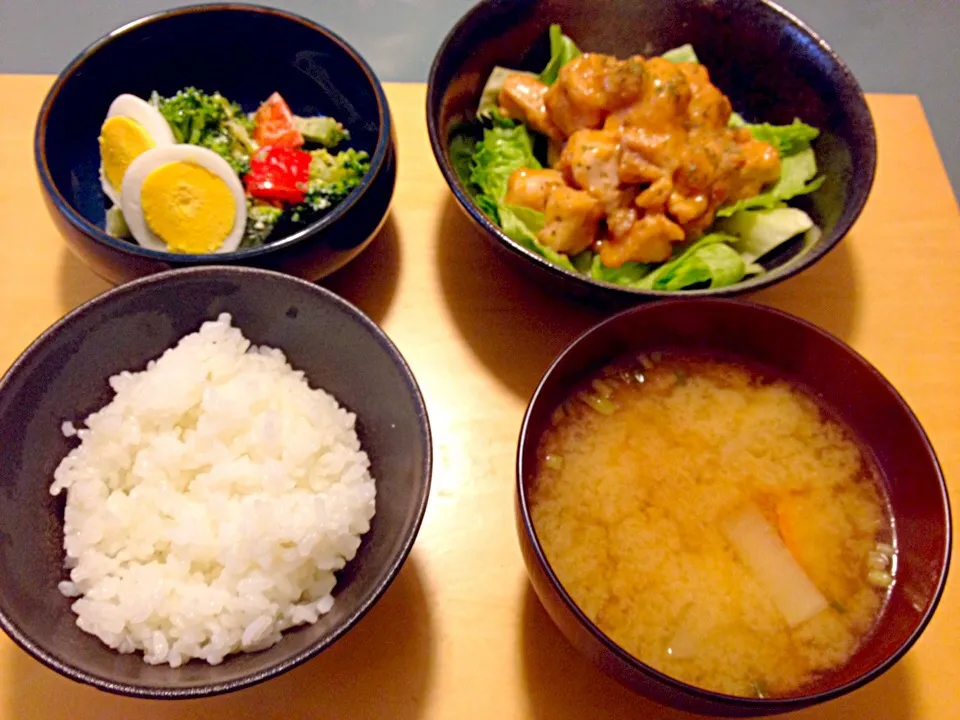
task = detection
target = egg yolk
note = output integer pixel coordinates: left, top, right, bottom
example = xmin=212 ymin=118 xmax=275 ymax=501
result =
xmin=140 ymin=162 xmax=236 ymax=254
xmin=99 ymin=116 xmax=155 ymax=191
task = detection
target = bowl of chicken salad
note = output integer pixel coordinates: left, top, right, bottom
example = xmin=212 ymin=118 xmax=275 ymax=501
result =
xmin=427 ymin=0 xmax=876 ymax=300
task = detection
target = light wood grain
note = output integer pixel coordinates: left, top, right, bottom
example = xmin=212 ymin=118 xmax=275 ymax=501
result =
xmin=0 ymin=78 xmax=958 ymax=720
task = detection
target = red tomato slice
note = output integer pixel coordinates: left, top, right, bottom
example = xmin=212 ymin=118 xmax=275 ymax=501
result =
xmin=254 ymin=92 xmax=304 ymax=149
xmin=245 ymin=145 xmax=312 ymax=205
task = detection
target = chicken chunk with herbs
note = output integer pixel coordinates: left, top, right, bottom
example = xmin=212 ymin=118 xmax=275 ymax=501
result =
xmin=539 ymin=185 xmax=604 ymax=255
xmin=504 ymin=168 xmax=566 ymax=213
xmin=495 ymin=50 xmax=783 ymax=267
xmin=498 ymin=75 xmax=561 ymax=140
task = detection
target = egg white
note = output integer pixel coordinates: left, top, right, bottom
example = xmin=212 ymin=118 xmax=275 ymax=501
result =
xmin=100 ymin=94 xmax=176 ymax=204
xmin=121 ymin=144 xmax=248 ymax=254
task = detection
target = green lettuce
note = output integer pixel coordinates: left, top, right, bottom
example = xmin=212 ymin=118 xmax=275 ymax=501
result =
xmin=499 ymin=204 xmax=576 ymax=271
xmin=453 ymin=112 xmax=573 ymax=271
xmin=589 ymin=255 xmax=653 ymax=285
xmin=636 ymin=234 xmax=745 ymax=290
xmin=716 ymin=148 xmax=824 ymax=217
xmin=572 ymin=250 xmax=594 ymax=273
xmin=539 ymin=24 xmax=582 ymax=85
xmin=469 ymin=112 xmax=541 ymax=223
xmin=450 ymin=132 xmax=478 ymax=187
xmin=744 ymin=119 xmax=820 ymax=157
xmin=718 ymin=207 xmax=814 ymax=264
xmin=661 ymin=44 xmax=699 ymax=64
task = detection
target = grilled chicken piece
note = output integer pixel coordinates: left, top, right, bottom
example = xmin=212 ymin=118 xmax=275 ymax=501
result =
xmin=538 ymin=185 xmax=604 ymax=255
xmin=544 ymin=54 xmax=645 ymax=136
xmin=667 ymin=191 xmax=709 ymax=225
xmin=619 ymin=150 xmax=666 ymax=185
xmin=559 ymin=129 xmax=621 ymax=199
xmin=634 ymin=178 xmax=674 ymax=212
xmin=505 ymin=168 xmax=566 ymax=213
xmin=728 ymin=131 xmax=782 ymax=200
xmin=679 ymin=62 xmax=733 ymax=130
xmin=494 ymin=49 xmax=783 ymax=273
xmin=607 ymin=57 xmax=693 ymax=131
xmin=599 ymin=213 xmax=686 ymax=267
xmin=498 ymin=74 xmax=562 ymax=139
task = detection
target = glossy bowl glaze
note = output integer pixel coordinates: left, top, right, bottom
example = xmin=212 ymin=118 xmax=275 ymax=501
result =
xmin=0 ymin=267 xmax=431 ymax=698
xmin=516 ymin=299 xmax=950 ymax=716
xmin=36 ymin=3 xmax=394 ymax=285
xmin=427 ymin=0 xmax=877 ymax=302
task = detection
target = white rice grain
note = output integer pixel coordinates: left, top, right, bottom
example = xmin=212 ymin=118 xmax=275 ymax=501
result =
xmin=50 ymin=313 xmax=376 ymax=666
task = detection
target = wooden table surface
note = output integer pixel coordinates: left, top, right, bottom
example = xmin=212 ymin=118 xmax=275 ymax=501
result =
xmin=0 ymin=78 xmax=958 ymax=720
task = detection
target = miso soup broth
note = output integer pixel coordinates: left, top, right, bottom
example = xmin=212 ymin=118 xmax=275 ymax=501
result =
xmin=530 ymin=354 xmax=895 ymax=698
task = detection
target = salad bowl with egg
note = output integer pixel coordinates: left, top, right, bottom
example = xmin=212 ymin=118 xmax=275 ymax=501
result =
xmin=35 ymin=4 xmax=395 ymax=284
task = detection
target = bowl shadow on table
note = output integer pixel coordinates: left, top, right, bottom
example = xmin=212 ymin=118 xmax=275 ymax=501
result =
xmin=322 ymin=214 xmax=401 ymax=325
xmin=747 ymin=237 xmax=860 ymax=343
xmin=436 ymin=198 xmax=609 ymax=400
xmin=6 ymin=555 xmax=434 ymax=720
xmin=56 ymin=248 xmax=112 ymax=315
xmin=437 ymin=198 xmax=862 ymax=399
xmin=55 ymin=215 xmax=402 ymax=327
xmin=520 ymin=583 xmax=918 ymax=720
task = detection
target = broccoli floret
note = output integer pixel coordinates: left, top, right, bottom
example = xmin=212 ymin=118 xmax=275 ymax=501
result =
xmin=151 ymin=88 xmax=257 ymax=175
xmin=293 ymin=115 xmax=350 ymax=148
xmin=289 ymin=148 xmax=370 ymax=222
xmin=241 ymin=202 xmax=284 ymax=248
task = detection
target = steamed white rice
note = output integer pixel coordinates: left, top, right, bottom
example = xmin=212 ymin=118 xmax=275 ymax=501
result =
xmin=50 ymin=313 xmax=376 ymax=667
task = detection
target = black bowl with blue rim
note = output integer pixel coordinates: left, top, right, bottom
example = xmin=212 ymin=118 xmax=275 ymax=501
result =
xmin=426 ymin=0 xmax=877 ymax=302
xmin=35 ymin=3 xmax=395 ymax=285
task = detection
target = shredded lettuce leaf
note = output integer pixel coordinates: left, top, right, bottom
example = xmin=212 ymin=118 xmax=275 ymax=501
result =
xmin=450 ymin=132 xmax=478 ymax=187
xmin=744 ymin=120 xmax=820 ymax=157
xmin=654 ymin=243 xmax=744 ymax=290
xmin=718 ymin=207 xmax=814 ymax=264
xmin=469 ymin=112 xmax=541 ymax=223
xmin=539 ymin=24 xmax=582 ymax=85
xmin=662 ymin=44 xmax=699 ymax=64
xmin=453 ymin=112 xmax=571 ymax=270
xmin=636 ymin=234 xmax=745 ymax=290
xmin=589 ymin=255 xmax=653 ymax=284
xmin=717 ymin=148 xmax=824 ymax=217
xmin=572 ymin=250 xmax=594 ymax=273
xmin=499 ymin=204 xmax=576 ymax=271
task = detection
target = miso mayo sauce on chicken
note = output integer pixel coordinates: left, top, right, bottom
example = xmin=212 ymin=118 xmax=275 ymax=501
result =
xmin=498 ymin=54 xmax=781 ymax=267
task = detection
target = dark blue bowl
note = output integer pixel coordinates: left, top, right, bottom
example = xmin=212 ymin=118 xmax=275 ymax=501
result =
xmin=36 ymin=3 xmax=394 ymax=285
xmin=427 ymin=0 xmax=877 ymax=302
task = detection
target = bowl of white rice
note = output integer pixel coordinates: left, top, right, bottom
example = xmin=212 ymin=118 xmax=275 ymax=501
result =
xmin=0 ymin=266 xmax=431 ymax=698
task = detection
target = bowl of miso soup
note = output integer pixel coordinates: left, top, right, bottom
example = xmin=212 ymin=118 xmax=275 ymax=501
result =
xmin=516 ymin=299 xmax=951 ymax=716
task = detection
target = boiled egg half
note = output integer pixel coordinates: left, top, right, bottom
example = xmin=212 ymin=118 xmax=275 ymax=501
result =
xmin=99 ymin=94 xmax=175 ymax=205
xmin=121 ymin=145 xmax=248 ymax=254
